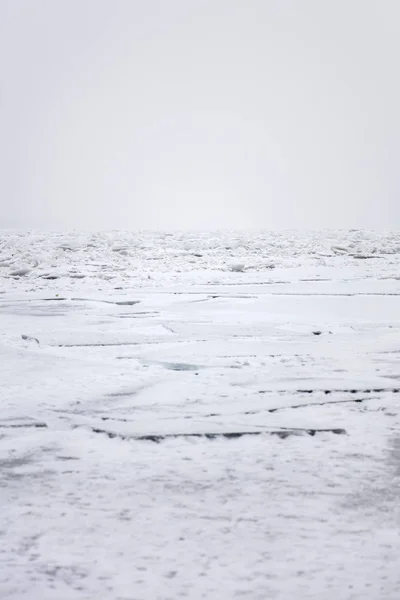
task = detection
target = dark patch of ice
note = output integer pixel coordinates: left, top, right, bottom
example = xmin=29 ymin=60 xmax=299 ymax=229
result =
xmin=115 ymin=300 xmax=141 ymax=306
xmin=108 ymin=390 xmax=139 ymax=398
xmin=258 ymin=388 xmax=397 ymax=395
xmin=0 ymin=417 xmax=47 ymax=429
xmin=71 ymin=297 xmax=140 ymax=306
xmin=89 ymin=427 xmax=347 ymax=442
xmin=21 ymin=334 xmax=40 ymax=344
xmin=163 ymin=362 xmax=200 ymax=371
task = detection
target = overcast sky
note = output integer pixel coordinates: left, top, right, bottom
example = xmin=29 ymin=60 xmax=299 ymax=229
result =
xmin=0 ymin=0 xmax=399 ymax=230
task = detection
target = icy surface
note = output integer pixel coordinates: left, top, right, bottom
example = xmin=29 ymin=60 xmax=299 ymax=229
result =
xmin=1 ymin=230 xmax=400 ymax=599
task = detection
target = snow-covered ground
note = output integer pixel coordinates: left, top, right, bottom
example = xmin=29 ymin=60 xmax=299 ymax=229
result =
xmin=1 ymin=229 xmax=400 ymax=599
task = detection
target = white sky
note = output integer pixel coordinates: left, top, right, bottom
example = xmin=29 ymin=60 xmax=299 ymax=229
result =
xmin=0 ymin=0 xmax=399 ymax=230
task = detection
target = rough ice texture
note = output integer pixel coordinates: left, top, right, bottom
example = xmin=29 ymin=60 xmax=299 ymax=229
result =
xmin=1 ymin=229 xmax=400 ymax=599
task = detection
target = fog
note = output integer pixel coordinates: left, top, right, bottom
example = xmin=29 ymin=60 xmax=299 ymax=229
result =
xmin=1 ymin=0 xmax=399 ymax=230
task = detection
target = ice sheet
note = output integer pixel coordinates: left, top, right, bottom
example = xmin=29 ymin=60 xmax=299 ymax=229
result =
xmin=1 ymin=230 xmax=400 ymax=599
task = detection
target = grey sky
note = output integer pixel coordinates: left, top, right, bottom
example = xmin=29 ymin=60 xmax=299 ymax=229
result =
xmin=1 ymin=0 xmax=399 ymax=230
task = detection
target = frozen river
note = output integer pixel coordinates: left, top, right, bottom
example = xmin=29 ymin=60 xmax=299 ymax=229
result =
xmin=1 ymin=230 xmax=400 ymax=599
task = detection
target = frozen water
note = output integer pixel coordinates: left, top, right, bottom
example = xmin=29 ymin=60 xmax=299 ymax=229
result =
xmin=1 ymin=230 xmax=400 ymax=599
